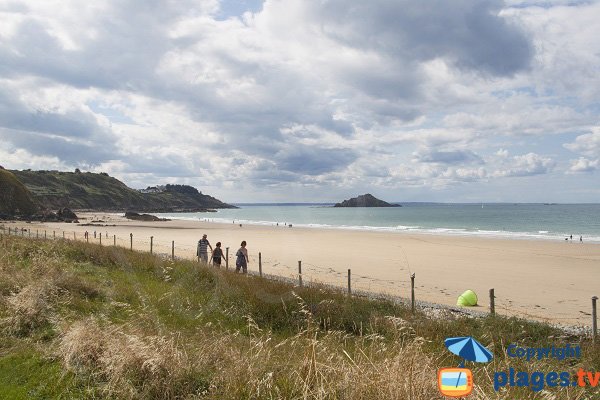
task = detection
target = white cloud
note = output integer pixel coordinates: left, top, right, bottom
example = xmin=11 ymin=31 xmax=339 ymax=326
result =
xmin=564 ymin=127 xmax=600 ymax=158
xmin=568 ymin=157 xmax=599 ymax=173
xmin=0 ymin=0 xmax=598 ymax=201
xmin=492 ymin=152 xmax=555 ymax=177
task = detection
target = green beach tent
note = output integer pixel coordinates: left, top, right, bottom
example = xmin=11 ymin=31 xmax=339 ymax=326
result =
xmin=457 ymin=290 xmax=478 ymax=307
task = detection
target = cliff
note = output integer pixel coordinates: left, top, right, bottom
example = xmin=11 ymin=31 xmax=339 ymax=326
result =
xmin=0 ymin=168 xmax=39 ymax=216
xmin=9 ymin=169 xmax=236 ymax=212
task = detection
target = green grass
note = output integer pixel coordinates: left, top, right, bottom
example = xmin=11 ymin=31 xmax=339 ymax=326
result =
xmin=0 ymin=345 xmax=93 ymax=399
xmin=10 ymin=169 xmax=234 ymax=211
xmin=0 ymin=169 xmax=38 ymax=215
xmin=0 ymin=234 xmax=598 ymax=399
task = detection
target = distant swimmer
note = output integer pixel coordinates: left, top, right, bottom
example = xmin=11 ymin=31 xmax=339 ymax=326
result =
xmin=570 ymin=234 xmax=573 ymax=240
xmin=580 ymin=236 xmax=583 ymax=242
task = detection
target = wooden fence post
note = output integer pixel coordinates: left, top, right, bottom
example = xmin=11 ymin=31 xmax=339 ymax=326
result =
xmin=348 ymin=269 xmax=352 ymax=294
xmin=411 ymin=273 xmax=416 ymax=314
xmin=130 ymin=233 xmax=133 ymax=250
xmin=225 ymin=247 xmax=229 ymax=270
xmin=73 ymin=232 xmax=76 ymax=240
xmin=172 ymin=241 xmax=175 ymax=260
xmin=53 ymin=231 xmax=55 ymax=240
xmin=114 ymin=235 xmax=116 ymax=246
xmin=150 ymin=236 xmax=153 ymax=254
xmin=593 ymin=296 xmax=598 ymax=345
xmin=298 ymin=261 xmax=303 ymax=287
xmin=99 ymin=233 xmax=102 ymax=245
xmin=62 ymin=231 xmax=65 ymax=239
xmin=44 ymin=230 xmax=47 ymax=239
xmin=489 ymin=288 xmax=496 ymax=316
xmin=259 ymin=252 xmax=262 ymax=277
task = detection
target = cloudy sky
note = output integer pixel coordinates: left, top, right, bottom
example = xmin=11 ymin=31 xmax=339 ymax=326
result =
xmin=1 ymin=0 xmax=599 ymax=203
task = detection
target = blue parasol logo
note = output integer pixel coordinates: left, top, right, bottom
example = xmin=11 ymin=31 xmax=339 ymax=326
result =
xmin=438 ymin=336 xmax=493 ymax=397
xmin=445 ymin=336 xmax=493 ymax=366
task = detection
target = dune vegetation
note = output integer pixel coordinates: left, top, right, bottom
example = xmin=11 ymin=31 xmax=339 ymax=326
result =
xmin=0 ymin=232 xmax=597 ymax=399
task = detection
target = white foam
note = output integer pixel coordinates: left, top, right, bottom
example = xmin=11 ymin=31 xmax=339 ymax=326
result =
xmin=156 ymin=213 xmax=600 ymax=243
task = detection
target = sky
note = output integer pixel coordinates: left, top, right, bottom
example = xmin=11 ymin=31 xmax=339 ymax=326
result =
xmin=0 ymin=0 xmax=599 ymax=203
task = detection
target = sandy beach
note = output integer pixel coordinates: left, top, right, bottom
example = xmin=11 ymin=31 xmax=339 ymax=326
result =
xmin=5 ymin=212 xmax=600 ymax=327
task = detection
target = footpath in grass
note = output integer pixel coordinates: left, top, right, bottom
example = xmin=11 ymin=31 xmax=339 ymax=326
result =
xmin=0 ymin=234 xmax=598 ymax=399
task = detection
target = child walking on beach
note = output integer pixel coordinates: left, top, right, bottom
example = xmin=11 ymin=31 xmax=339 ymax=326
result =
xmin=212 ymin=242 xmax=224 ymax=267
xmin=235 ymin=241 xmax=249 ymax=274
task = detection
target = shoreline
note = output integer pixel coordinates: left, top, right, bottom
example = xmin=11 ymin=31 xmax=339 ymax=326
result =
xmin=4 ymin=212 xmax=600 ymax=328
xmin=154 ymin=213 xmax=600 ymax=244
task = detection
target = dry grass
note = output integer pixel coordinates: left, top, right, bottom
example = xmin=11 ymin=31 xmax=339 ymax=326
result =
xmin=58 ymin=318 xmax=206 ymax=399
xmin=1 ymin=281 xmax=58 ymax=336
xmin=56 ymin=319 xmax=447 ymax=399
xmin=0 ymin=234 xmax=598 ymax=400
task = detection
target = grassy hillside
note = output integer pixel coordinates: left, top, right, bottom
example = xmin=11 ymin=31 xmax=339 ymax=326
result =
xmin=10 ymin=170 xmax=234 ymax=211
xmin=0 ymin=169 xmax=38 ymax=216
xmin=0 ymin=234 xmax=597 ymax=399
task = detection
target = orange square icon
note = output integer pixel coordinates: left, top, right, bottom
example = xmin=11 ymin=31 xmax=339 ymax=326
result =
xmin=438 ymin=367 xmax=473 ymax=397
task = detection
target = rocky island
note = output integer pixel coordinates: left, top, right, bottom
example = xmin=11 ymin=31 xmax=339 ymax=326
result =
xmin=334 ymin=193 xmax=401 ymax=207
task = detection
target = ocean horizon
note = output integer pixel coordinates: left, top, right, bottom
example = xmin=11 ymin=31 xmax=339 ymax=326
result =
xmin=157 ymin=203 xmax=600 ymax=243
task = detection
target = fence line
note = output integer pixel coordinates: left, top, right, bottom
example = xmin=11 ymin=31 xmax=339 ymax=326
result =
xmin=0 ymin=223 xmax=597 ymax=333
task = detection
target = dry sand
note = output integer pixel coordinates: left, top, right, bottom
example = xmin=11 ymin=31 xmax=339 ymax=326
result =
xmin=6 ymin=212 xmax=600 ymax=327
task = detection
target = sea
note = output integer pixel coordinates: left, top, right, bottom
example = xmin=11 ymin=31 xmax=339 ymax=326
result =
xmin=156 ymin=203 xmax=600 ymax=243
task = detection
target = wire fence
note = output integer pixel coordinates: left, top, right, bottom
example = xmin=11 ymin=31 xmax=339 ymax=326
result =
xmin=0 ymin=222 xmax=597 ymax=335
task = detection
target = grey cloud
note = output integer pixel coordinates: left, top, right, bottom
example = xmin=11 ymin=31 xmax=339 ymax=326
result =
xmin=0 ymin=129 xmax=115 ymax=165
xmin=0 ymin=92 xmax=103 ymax=140
xmin=0 ymin=89 xmax=120 ymax=165
xmin=316 ymin=0 xmax=533 ymax=76
xmin=414 ymin=149 xmax=484 ymax=165
xmin=274 ymin=145 xmax=357 ymax=175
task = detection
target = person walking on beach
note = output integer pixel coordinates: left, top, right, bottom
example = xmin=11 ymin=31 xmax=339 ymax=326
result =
xmin=212 ymin=242 xmax=224 ymax=267
xmin=580 ymin=235 xmax=583 ymax=242
xmin=235 ymin=241 xmax=249 ymax=274
xmin=197 ymin=234 xmax=212 ymax=263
